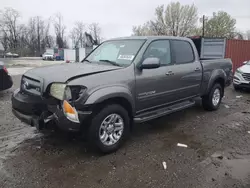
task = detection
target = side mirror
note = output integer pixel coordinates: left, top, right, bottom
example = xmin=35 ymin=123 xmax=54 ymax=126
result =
xmin=243 ymin=61 xmax=248 ymax=65
xmin=140 ymin=57 xmax=160 ymax=69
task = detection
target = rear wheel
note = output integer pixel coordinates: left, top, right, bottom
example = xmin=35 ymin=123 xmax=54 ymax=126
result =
xmin=88 ymin=104 xmax=130 ymax=153
xmin=202 ymin=83 xmax=222 ymax=111
xmin=233 ymin=84 xmax=241 ymax=91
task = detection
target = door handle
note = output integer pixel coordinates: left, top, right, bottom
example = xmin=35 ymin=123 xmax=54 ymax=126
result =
xmin=166 ymin=71 xmax=174 ymax=76
xmin=194 ymin=67 xmax=201 ymax=72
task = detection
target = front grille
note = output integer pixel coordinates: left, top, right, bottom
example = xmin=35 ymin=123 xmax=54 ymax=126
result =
xmin=21 ymin=76 xmax=42 ymax=95
xmin=242 ymin=73 xmax=250 ymax=81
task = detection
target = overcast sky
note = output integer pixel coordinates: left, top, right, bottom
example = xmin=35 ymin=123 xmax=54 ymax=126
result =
xmin=1 ymin=0 xmax=250 ymax=39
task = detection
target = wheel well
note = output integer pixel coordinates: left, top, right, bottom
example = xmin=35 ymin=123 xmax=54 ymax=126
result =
xmin=94 ymin=97 xmax=133 ymax=118
xmin=94 ymin=97 xmax=134 ymax=130
xmin=214 ymin=77 xmax=225 ymax=96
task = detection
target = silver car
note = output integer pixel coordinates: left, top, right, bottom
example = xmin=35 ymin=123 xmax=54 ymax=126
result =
xmin=233 ymin=60 xmax=250 ymax=90
xmin=42 ymin=52 xmax=54 ymax=60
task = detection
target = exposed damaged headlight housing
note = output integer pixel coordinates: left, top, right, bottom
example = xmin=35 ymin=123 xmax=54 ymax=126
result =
xmin=50 ymin=83 xmax=86 ymax=101
xmin=69 ymin=86 xmax=86 ymax=101
xmin=50 ymin=83 xmax=66 ymax=100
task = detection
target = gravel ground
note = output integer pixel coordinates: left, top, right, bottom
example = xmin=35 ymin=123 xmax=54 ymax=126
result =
xmin=0 ymin=58 xmax=63 ymax=68
xmin=1 ymin=64 xmax=250 ymax=187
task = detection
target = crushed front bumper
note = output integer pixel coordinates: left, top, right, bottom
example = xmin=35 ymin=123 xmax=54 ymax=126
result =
xmin=12 ymin=89 xmax=92 ymax=132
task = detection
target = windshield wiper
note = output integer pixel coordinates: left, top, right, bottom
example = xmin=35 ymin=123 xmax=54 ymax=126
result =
xmin=99 ymin=59 xmax=121 ymax=67
xmin=82 ymin=59 xmax=91 ymax=63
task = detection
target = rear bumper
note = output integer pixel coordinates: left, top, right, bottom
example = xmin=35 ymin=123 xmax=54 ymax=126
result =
xmin=12 ymin=89 xmax=92 ymax=132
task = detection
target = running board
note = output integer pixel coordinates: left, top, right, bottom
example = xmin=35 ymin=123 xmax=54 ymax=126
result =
xmin=134 ymin=101 xmax=195 ymax=123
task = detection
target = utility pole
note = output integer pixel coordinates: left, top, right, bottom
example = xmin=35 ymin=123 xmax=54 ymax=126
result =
xmin=202 ymin=15 xmax=205 ymax=37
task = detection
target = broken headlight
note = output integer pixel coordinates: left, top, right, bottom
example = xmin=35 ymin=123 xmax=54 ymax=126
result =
xmin=50 ymin=83 xmax=66 ymax=100
xmin=67 ymin=86 xmax=87 ymax=101
xmin=50 ymin=83 xmax=86 ymax=101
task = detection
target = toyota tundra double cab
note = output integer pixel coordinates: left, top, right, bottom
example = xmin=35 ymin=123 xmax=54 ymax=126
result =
xmin=12 ymin=36 xmax=232 ymax=153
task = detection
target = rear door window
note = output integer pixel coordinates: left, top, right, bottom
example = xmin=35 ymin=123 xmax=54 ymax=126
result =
xmin=172 ymin=40 xmax=194 ymax=64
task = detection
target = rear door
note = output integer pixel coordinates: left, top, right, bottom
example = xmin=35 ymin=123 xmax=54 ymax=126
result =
xmin=167 ymin=40 xmax=202 ymax=101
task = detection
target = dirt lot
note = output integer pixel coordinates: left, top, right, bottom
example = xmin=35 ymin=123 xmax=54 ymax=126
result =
xmin=1 ymin=64 xmax=250 ymax=187
xmin=0 ymin=57 xmax=63 ymax=68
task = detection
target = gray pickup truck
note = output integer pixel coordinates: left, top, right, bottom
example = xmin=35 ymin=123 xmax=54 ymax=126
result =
xmin=12 ymin=36 xmax=232 ymax=153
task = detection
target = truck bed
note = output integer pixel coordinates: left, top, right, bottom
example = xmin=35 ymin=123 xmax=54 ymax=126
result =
xmin=200 ymin=58 xmax=233 ymax=95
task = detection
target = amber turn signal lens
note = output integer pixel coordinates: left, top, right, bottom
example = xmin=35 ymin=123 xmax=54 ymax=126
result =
xmin=63 ymin=100 xmax=75 ymax=114
xmin=62 ymin=100 xmax=80 ymax=123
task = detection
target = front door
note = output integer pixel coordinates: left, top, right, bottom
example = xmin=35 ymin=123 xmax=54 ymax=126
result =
xmin=135 ymin=40 xmax=174 ymax=113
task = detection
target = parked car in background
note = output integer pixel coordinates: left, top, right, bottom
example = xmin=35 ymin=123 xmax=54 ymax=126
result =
xmin=42 ymin=52 xmax=54 ymax=60
xmin=12 ymin=53 xmax=19 ymax=58
xmin=12 ymin=36 xmax=232 ymax=153
xmin=233 ymin=60 xmax=250 ymax=90
xmin=0 ymin=61 xmax=13 ymax=91
xmin=5 ymin=52 xmax=19 ymax=58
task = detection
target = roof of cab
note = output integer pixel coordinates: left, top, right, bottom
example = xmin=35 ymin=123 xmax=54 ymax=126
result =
xmin=107 ymin=36 xmax=192 ymax=42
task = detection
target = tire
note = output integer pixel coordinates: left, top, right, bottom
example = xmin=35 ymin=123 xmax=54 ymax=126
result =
xmin=234 ymin=84 xmax=241 ymax=91
xmin=202 ymin=83 xmax=222 ymax=111
xmin=88 ymin=104 xmax=130 ymax=153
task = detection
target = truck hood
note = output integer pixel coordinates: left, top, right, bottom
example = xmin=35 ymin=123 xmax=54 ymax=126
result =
xmin=24 ymin=63 xmax=122 ymax=90
xmin=238 ymin=64 xmax=250 ymax=73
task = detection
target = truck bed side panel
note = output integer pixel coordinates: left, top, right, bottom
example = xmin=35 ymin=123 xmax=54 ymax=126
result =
xmin=200 ymin=58 xmax=232 ymax=95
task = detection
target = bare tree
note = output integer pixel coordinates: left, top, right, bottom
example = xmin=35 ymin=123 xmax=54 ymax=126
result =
xmin=43 ymin=34 xmax=54 ymax=48
xmin=0 ymin=8 xmax=54 ymax=56
xmin=89 ymin=23 xmax=101 ymax=44
xmin=25 ymin=16 xmax=54 ymax=56
xmin=53 ymin=13 xmax=66 ymax=48
xmin=0 ymin=30 xmax=9 ymax=53
xmin=26 ymin=17 xmax=37 ymax=54
xmin=69 ymin=29 xmax=77 ymax=48
xmin=69 ymin=22 xmax=102 ymax=48
xmin=132 ymin=2 xmax=198 ymax=36
xmin=69 ymin=21 xmax=86 ymax=48
xmin=0 ymin=8 xmax=104 ymax=56
xmin=0 ymin=8 xmax=22 ymax=52
xmin=43 ymin=18 xmax=54 ymax=49
xmin=76 ymin=22 xmax=86 ymax=47
xmin=36 ymin=16 xmax=42 ymax=54
xmin=18 ymin=24 xmax=30 ymax=56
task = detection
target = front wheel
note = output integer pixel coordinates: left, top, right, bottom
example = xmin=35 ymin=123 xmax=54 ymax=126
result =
xmin=202 ymin=83 xmax=222 ymax=111
xmin=88 ymin=104 xmax=130 ymax=153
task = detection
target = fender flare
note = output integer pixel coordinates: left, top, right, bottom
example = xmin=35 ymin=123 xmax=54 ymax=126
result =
xmin=206 ymin=69 xmax=226 ymax=94
xmin=85 ymin=86 xmax=135 ymax=114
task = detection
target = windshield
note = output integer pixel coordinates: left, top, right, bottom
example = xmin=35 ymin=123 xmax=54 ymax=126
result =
xmin=246 ymin=61 xmax=250 ymax=65
xmin=85 ymin=39 xmax=145 ymax=67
